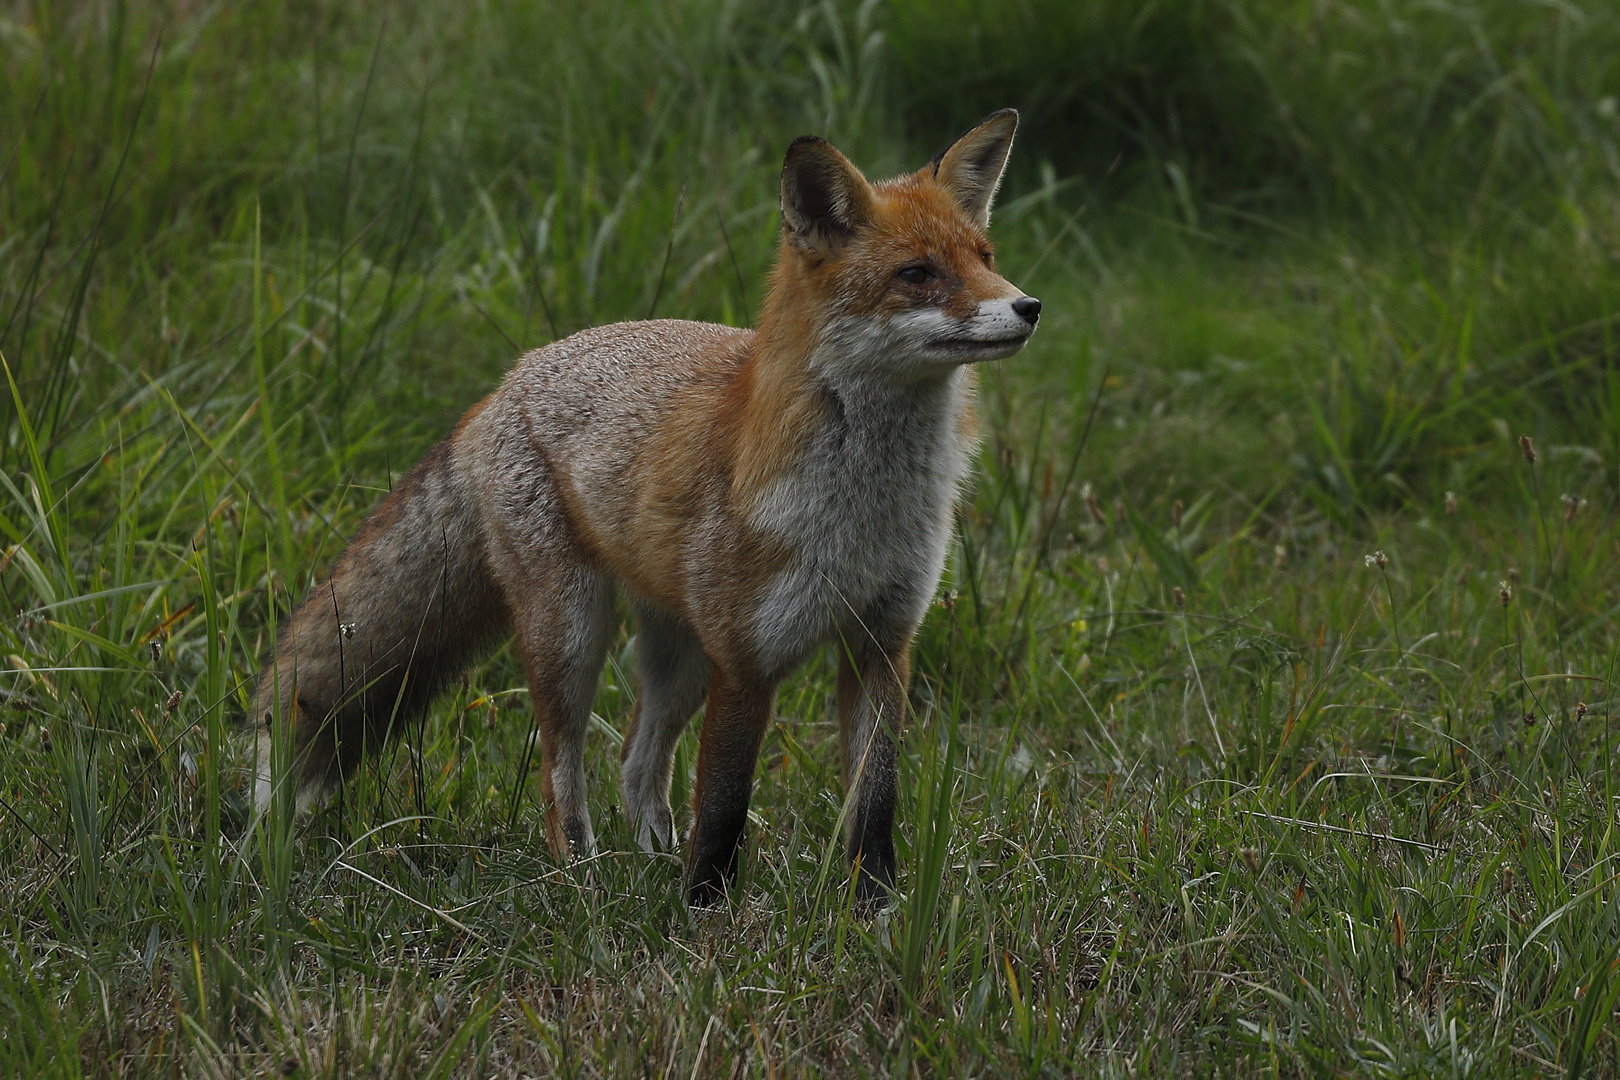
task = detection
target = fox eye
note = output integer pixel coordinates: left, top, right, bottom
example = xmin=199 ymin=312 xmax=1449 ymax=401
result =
xmin=981 ymin=251 xmax=995 ymax=268
xmin=897 ymin=264 xmax=934 ymax=285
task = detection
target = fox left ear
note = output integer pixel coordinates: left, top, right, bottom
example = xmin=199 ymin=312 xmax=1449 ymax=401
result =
xmin=930 ymin=108 xmax=1019 ymax=229
xmin=781 ymin=136 xmax=875 ymax=255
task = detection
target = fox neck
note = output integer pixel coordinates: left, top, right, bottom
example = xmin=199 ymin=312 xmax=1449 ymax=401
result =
xmin=733 ymin=250 xmax=976 ymax=504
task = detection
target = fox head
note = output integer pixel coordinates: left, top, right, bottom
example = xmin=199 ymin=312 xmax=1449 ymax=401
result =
xmin=766 ymin=108 xmax=1040 ymax=379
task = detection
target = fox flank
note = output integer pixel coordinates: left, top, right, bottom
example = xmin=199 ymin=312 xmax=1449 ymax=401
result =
xmin=249 ymin=110 xmax=1040 ymax=908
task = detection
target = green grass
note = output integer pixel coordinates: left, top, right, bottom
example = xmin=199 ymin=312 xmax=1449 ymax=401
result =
xmin=3 ymin=0 xmax=1620 ymax=1074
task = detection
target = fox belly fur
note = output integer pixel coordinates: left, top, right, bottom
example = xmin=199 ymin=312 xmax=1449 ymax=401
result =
xmin=250 ymin=109 xmax=1041 ymax=906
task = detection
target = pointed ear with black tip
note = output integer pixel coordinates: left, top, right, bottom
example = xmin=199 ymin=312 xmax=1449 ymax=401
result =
xmin=781 ymin=136 xmax=875 ymax=255
xmin=930 ymin=108 xmax=1019 ymax=229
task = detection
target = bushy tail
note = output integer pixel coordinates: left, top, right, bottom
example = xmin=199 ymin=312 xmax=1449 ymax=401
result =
xmin=249 ymin=435 xmax=510 ymax=811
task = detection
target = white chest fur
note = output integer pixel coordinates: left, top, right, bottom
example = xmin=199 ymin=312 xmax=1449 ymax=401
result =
xmin=746 ymin=367 xmax=974 ymax=674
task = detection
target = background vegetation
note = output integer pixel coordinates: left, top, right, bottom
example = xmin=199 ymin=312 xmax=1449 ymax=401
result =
xmin=2 ymin=0 xmax=1619 ymax=1074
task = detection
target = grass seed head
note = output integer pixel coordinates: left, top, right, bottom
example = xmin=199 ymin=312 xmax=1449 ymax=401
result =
xmin=1083 ymin=483 xmax=1106 ymax=525
xmin=1563 ymin=493 xmax=1585 ymax=522
xmin=1172 ymin=586 xmax=1186 ymax=609
xmin=1171 ymin=499 xmax=1184 ymax=528
xmin=1365 ymin=549 xmax=1389 ymax=570
xmin=1444 ymin=491 xmax=1457 ymax=515
xmin=1519 ymin=434 xmax=1536 ymax=462
xmin=1499 ymin=581 xmax=1513 ymax=606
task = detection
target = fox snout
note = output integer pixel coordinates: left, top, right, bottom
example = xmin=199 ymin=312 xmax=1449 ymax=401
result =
xmin=979 ymin=292 xmax=1041 ymax=352
xmin=946 ymin=290 xmax=1042 ymax=362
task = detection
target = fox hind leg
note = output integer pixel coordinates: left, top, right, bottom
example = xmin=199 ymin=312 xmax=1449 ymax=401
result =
xmin=621 ymin=605 xmax=709 ymax=853
xmin=513 ymin=568 xmax=616 ymax=859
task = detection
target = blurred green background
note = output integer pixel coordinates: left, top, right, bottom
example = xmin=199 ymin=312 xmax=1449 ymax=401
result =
xmin=6 ymin=0 xmax=1618 ymax=519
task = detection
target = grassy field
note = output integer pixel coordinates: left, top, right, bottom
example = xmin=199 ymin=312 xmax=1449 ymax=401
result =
xmin=4 ymin=0 xmax=1620 ymax=1075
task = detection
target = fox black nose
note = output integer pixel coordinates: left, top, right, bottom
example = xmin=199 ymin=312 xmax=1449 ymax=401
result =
xmin=1013 ymin=296 xmax=1042 ymax=325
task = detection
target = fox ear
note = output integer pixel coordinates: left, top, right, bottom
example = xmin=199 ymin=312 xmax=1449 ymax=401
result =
xmin=781 ymin=137 xmax=874 ymax=254
xmin=931 ymin=108 xmax=1019 ymax=229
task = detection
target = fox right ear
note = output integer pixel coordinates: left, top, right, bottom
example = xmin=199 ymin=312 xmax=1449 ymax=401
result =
xmin=781 ymin=137 xmax=874 ymax=255
xmin=931 ymin=108 xmax=1019 ymax=229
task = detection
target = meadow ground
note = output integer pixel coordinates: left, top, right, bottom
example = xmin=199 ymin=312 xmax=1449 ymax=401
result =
xmin=4 ymin=1 xmax=1620 ymax=1075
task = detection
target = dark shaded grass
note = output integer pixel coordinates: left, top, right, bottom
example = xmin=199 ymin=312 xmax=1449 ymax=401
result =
xmin=890 ymin=0 xmax=1620 ymax=218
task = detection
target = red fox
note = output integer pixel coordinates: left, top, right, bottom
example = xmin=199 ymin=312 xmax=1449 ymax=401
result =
xmin=250 ymin=109 xmax=1040 ymax=906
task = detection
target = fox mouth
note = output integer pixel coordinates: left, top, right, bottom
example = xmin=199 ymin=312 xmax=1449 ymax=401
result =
xmin=934 ymin=333 xmax=1032 ymax=356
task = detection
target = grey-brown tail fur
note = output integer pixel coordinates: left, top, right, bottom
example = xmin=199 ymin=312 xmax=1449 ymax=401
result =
xmin=249 ymin=435 xmax=509 ymax=811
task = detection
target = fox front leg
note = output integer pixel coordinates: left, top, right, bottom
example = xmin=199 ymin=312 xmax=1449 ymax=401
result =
xmin=836 ymin=637 xmax=909 ymax=907
xmin=685 ymin=668 xmax=774 ymax=906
